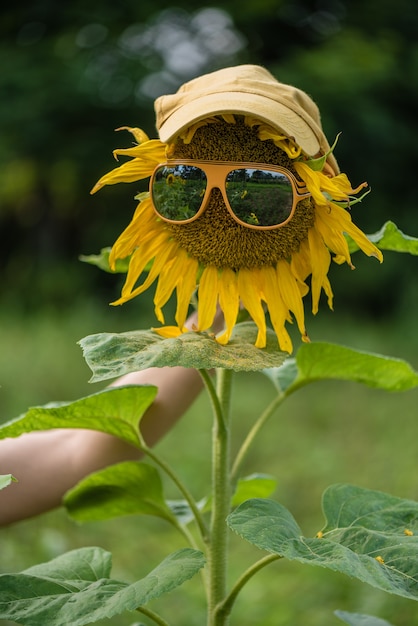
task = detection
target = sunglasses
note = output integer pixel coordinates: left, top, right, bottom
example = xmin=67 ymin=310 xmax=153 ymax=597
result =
xmin=150 ymin=160 xmax=311 ymax=230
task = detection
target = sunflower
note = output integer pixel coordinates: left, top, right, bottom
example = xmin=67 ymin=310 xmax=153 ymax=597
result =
xmin=91 ymin=118 xmax=382 ymax=353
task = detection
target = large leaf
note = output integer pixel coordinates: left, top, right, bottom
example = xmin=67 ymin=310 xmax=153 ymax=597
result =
xmin=64 ymin=461 xmax=175 ymax=524
xmin=349 ymin=221 xmax=418 ymax=255
xmin=0 ymin=546 xmax=205 ymax=626
xmin=262 ymin=342 xmax=418 ymax=395
xmin=294 ymin=342 xmax=418 ymax=392
xmin=0 ymin=386 xmax=157 ymax=448
xmin=321 ymin=483 xmax=418 ymax=533
xmin=335 ymin=610 xmax=395 ymax=626
xmin=80 ymin=322 xmax=288 ymax=382
xmin=227 ymin=484 xmax=418 ymax=600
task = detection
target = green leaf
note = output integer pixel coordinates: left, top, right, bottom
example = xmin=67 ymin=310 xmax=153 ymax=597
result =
xmin=79 ymin=247 xmax=131 ymax=273
xmin=335 ymin=610 xmax=395 ymax=626
xmin=0 ymin=386 xmax=158 ymax=449
xmin=262 ymin=359 xmax=298 ymax=394
xmin=80 ymin=322 xmax=288 ymax=382
xmin=0 ymin=546 xmax=205 ymax=626
xmin=0 ymin=474 xmax=17 ymax=490
xmin=232 ymin=474 xmax=277 ymax=507
xmin=264 ymin=342 xmax=418 ymax=394
xmin=294 ymin=342 xmax=418 ymax=392
xmin=168 ymin=474 xmax=277 ymax=524
xmin=227 ymin=484 xmax=418 ymax=601
xmin=321 ymin=483 xmax=418 ymax=534
xmin=200 ymin=473 xmax=278 ymax=516
xmin=349 ymin=221 xmax=418 ymax=255
xmin=64 ymin=461 xmax=175 ymax=524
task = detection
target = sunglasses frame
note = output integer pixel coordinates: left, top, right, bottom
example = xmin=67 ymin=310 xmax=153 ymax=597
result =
xmin=150 ymin=159 xmax=311 ymax=230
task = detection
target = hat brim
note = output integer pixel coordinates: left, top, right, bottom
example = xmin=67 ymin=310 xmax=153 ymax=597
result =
xmin=157 ymin=91 xmax=321 ymax=156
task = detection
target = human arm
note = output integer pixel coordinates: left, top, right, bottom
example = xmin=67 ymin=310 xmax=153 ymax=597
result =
xmin=0 ymin=311 xmax=223 ymax=526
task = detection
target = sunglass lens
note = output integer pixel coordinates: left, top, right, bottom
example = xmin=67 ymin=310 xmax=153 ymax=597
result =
xmin=226 ymin=168 xmax=294 ymax=227
xmin=152 ymin=165 xmax=207 ymax=221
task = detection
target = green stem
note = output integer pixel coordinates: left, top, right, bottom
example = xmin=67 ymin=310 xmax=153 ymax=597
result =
xmin=140 ymin=442 xmax=209 ymax=544
xmin=199 ymin=368 xmax=225 ymax=431
xmin=216 ymin=554 xmax=282 ymax=621
xmin=231 ymin=393 xmax=285 ymax=483
xmin=207 ymin=368 xmax=233 ymax=626
xmin=135 ymin=605 xmax=170 ymax=626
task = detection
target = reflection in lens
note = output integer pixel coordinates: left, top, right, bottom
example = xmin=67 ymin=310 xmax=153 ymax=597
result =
xmin=226 ymin=168 xmax=293 ymax=226
xmin=152 ymin=165 xmax=207 ymax=221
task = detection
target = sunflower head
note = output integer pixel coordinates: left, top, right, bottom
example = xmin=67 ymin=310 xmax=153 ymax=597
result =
xmin=167 ymin=117 xmax=316 ymax=271
xmin=91 ymin=65 xmax=382 ymax=352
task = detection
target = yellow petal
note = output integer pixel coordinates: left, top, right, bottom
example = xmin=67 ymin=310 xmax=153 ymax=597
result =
xmin=123 ymin=230 xmax=170 ymax=289
xmin=152 ymin=326 xmax=186 ymax=339
xmin=113 ymin=139 xmax=166 ymax=161
xmin=276 ymin=260 xmax=306 ymax=337
xmin=115 ymin=126 xmax=150 ymax=144
xmin=113 ymin=238 xmax=177 ymax=305
xmin=294 ymin=162 xmax=328 ymax=205
xmin=294 ymin=162 xmax=368 ymax=207
xmin=237 ymin=268 xmax=266 ymax=349
xmin=261 ymin=266 xmax=293 ymax=353
xmin=91 ymin=139 xmax=166 ymax=193
xmin=256 ymin=124 xmax=302 ymax=158
xmin=174 ymin=252 xmax=199 ymax=329
xmin=308 ymin=227 xmax=332 ymax=314
xmin=91 ymin=160 xmax=152 ymax=193
xmin=111 ymin=246 xmax=154 ymax=304
xmin=216 ymin=268 xmax=240 ymax=345
xmin=127 ymin=239 xmax=178 ymax=300
xmin=197 ymin=266 xmax=219 ymax=331
xmin=109 ymin=198 xmax=157 ymax=267
xmin=290 ymin=238 xmax=312 ymax=284
xmin=318 ymin=171 xmax=366 ymax=200
xmin=314 ymin=206 xmax=353 ymax=267
xmin=153 ymin=257 xmax=178 ymax=323
xmin=331 ymin=204 xmax=383 ymax=261
xmin=153 ymin=248 xmax=195 ymax=320
xmin=321 ymin=274 xmax=334 ymax=311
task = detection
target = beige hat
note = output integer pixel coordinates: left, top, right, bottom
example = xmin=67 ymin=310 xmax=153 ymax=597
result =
xmin=155 ymin=64 xmax=337 ymax=170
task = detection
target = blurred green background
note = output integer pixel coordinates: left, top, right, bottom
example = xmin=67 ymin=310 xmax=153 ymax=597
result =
xmin=1 ymin=0 xmax=418 ymax=624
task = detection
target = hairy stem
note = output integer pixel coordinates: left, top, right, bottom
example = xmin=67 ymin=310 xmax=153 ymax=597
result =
xmin=207 ymin=368 xmax=233 ymax=626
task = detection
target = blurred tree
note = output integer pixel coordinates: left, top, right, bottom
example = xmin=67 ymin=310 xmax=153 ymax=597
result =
xmin=0 ymin=0 xmax=416 ymax=318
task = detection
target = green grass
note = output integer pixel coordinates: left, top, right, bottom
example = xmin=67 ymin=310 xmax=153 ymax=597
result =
xmin=1 ymin=301 xmax=418 ymax=625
